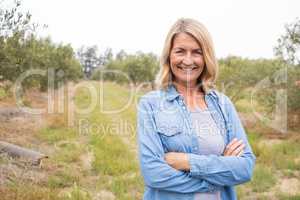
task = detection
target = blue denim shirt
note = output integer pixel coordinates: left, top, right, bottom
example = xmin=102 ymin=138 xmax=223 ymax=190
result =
xmin=137 ymin=84 xmax=256 ymax=200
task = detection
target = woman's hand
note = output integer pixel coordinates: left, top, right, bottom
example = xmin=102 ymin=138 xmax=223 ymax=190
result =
xmin=223 ymin=138 xmax=245 ymax=157
xmin=164 ymin=152 xmax=190 ymax=171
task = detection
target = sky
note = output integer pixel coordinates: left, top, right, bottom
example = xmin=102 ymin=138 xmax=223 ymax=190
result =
xmin=17 ymin=0 xmax=300 ymax=59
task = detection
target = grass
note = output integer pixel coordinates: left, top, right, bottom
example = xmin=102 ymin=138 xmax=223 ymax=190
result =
xmin=250 ymin=164 xmax=277 ymax=192
xmin=38 ymin=127 xmax=78 ymax=144
xmin=278 ymin=193 xmax=300 ymax=200
xmin=251 ymin=138 xmax=300 ymax=171
xmin=236 ymin=99 xmax=300 ymax=198
xmin=90 ymin=134 xmax=138 ymax=176
xmin=53 ymin=142 xmax=85 ymax=163
xmin=47 ymin=171 xmax=80 ymax=189
xmin=0 ymin=183 xmax=63 ymax=200
xmin=236 ymin=164 xmax=277 ymax=198
xmin=0 ymin=81 xmax=144 ymax=199
xmin=78 ymin=81 xmax=144 ymax=199
xmin=61 ymin=183 xmax=92 ymax=200
xmin=0 ymin=87 xmax=8 ymax=100
xmin=110 ymin=175 xmax=144 ymax=200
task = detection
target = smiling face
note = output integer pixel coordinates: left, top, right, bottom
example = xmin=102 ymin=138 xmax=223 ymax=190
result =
xmin=169 ymin=32 xmax=205 ymax=88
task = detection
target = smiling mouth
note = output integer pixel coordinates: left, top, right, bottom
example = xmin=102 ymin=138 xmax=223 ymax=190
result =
xmin=177 ymin=66 xmax=198 ymax=71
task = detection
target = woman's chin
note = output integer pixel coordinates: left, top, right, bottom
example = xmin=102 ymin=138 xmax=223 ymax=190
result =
xmin=173 ymin=78 xmax=199 ymax=86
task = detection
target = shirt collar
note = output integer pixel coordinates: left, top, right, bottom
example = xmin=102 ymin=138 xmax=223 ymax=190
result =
xmin=165 ymin=83 xmax=217 ymax=101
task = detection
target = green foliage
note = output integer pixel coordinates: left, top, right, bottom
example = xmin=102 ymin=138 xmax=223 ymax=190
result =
xmin=287 ymin=66 xmax=300 ymax=111
xmin=274 ymin=18 xmax=300 ymax=66
xmin=0 ymin=0 xmax=82 ymax=91
xmin=217 ymin=56 xmax=300 ymax=130
xmin=92 ymin=51 xmax=159 ymax=86
xmin=217 ymin=56 xmax=284 ymax=102
xmin=0 ymin=35 xmax=82 ymax=90
xmin=0 ymin=0 xmax=36 ymax=38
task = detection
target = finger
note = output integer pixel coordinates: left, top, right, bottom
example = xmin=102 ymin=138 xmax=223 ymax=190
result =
xmin=225 ymin=138 xmax=238 ymax=149
xmin=226 ymin=140 xmax=244 ymax=155
xmin=230 ymin=144 xmax=245 ymax=156
xmin=237 ymin=149 xmax=244 ymax=157
xmin=223 ymin=138 xmax=244 ymax=155
xmin=224 ymin=138 xmax=238 ymax=154
xmin=224 ymin=139 xmax=242 ymax=154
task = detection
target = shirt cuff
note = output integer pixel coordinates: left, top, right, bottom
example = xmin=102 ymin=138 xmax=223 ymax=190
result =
xmin=187 ymin=153 xmax=208 ymax=177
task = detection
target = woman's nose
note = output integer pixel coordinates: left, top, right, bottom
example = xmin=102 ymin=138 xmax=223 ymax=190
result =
xmin=182 ymin=54 xmax=193 ymax=66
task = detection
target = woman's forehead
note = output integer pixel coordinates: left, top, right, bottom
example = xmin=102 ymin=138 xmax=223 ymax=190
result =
xmin=172 ymin=33 xmax=201 ymax=49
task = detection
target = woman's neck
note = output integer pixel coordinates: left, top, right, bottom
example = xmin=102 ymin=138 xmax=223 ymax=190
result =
xmin=173 ymin=81 xmax=207 ymax=111
xmin=173 ymin=81 xmax=203 ymax=97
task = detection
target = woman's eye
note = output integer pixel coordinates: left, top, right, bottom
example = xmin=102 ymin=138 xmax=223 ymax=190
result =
xmin=175 ymin=50 xmax=183 ymax=54
xmin=195 ymin=51 xmax=203 ymax=55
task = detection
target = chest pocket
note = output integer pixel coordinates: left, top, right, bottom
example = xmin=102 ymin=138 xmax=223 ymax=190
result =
xmin=155 ymin=111 xmax=189 ymax=152
xmin=155 ymin=111 xmax=183 ymax=136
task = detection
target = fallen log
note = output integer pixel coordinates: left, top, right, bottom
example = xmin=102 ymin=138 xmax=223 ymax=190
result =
xmin=0 ymin=141 xmax=48 ymax=166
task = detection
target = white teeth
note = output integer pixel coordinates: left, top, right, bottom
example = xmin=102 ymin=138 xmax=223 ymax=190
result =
xmin=178 ymin=66 xmax=195 ymax=71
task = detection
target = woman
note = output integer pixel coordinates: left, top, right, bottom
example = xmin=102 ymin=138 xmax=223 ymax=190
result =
xmin=137 ymin=18 xmax=256 ymax=200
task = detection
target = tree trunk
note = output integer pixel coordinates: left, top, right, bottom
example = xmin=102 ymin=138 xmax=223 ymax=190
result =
xmin=0 ymin=141 xmax=48 ymax=166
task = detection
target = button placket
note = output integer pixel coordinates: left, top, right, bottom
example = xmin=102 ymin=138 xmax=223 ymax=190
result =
xmin=177 ymin=97 xmax=199 ymax=153
xmin=182 ymin=100 xmax=193 ymax=131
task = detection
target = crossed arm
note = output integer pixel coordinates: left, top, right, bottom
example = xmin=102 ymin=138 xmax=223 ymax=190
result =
xmin=137 ymin=97 xmax=256 ymax=192
xmin=165 ymin=138 xmax=246 ymax=172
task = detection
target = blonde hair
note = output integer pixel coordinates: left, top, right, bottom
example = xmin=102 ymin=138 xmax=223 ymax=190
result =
xmin=155 ymin=18 xmax=219 ymax=94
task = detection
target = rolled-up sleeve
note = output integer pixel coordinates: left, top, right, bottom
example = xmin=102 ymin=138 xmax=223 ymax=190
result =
xmin=187 ymin=95 xmax=256 ymax=186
